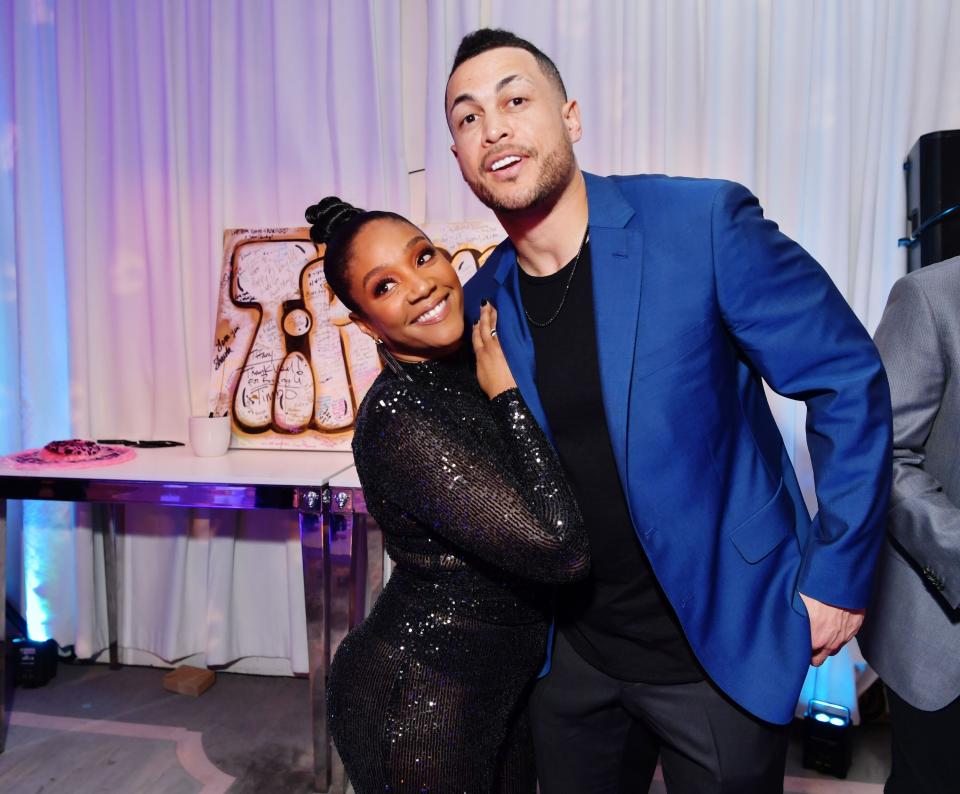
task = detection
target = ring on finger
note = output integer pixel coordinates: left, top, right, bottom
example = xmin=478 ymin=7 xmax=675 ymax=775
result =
xmin=489 ymin=328 xmax=498 ymax=337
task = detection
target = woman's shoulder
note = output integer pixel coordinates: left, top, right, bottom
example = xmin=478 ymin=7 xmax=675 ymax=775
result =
xmin=354 ymin=372 xmax=433 ymax=439
xmin=351 ymin=372 xmax=449 ymax=481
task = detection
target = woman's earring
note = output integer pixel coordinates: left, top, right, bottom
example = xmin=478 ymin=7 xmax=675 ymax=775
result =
xmin=376 ymin=338 xmax=413 ymax=382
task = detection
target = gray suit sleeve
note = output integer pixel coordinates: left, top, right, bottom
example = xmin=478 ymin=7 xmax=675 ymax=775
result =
xmin=873 ymin=275 xmax=960 ymax=610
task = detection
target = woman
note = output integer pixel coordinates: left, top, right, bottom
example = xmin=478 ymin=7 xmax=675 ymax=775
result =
xmin=306 ymin=196 xmax=588 ymax=793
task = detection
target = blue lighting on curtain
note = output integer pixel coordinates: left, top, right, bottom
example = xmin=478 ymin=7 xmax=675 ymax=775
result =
xmin=1 ymin=0 xmax=75 ymax=642
xmin=798 ymin=647 xmax=859 ymax=724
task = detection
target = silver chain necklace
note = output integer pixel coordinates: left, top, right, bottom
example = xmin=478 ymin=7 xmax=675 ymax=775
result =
xmin=522 ymin=226 xmax=590 ymax=328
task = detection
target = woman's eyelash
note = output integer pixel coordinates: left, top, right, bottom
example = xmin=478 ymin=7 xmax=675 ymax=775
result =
xmin=373 ymin=278 xmax=395 ymax=296
xmin=371 ymin=248 xmax=436 ymax=295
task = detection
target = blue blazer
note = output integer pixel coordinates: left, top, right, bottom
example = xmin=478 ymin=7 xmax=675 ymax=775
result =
xmin=463 ymin=172 xmax=892 ymax=724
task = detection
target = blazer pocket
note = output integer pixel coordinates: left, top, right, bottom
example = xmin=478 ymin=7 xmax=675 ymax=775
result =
xmin=729 ymin=478 xmax=795 ymax=563
xmin=633 ymin=320 xmax=712 ymax=381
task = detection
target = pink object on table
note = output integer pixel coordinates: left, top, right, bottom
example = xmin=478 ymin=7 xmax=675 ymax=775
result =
xmin=3 ymin=439 xmax=137 ymax=470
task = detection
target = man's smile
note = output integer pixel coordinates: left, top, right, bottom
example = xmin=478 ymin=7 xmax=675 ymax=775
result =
xmin=490 ymin=154 xmax=522 ymax=172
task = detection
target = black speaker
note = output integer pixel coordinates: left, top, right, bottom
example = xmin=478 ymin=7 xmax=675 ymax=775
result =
xmin=11 ymin=637 xmax=58 ymax=687
xmin=903 ymin=130 xmax=960 ymax=272
xmin=802 ymin=700 xmax=852 ymax=779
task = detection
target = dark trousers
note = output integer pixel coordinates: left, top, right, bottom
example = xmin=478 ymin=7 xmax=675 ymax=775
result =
xmin=528 ymin=631 xmax=789 ymax=793
xmin=885 ymin=685 xmax=960 ymax=794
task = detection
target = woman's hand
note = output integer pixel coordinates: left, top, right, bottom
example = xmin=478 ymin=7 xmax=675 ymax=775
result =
xmin=472 ymin=302 xmax=517 ymax=399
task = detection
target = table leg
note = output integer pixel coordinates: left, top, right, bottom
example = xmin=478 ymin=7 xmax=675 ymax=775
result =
xmin=301 ymin=491 xmax=381 ymax=794
xmin=362 ymin=514 xmax=384 ymax=617
xmin=326 ymin=512 xmax=353 ymax=794
xmin=107 ymin=504 xmax=124 ymax=669
xmin=299 ymin=507 xmax=334 ymax=793
xmin=1 ymin=497 xmax=7 ymax=753
xmin=349 ymin=514 xmax=365 ymax=629
xmin=350 ymin=513 xmax=383 ymax=622
xmin=93 ymin=504 xmax=122 ymax=670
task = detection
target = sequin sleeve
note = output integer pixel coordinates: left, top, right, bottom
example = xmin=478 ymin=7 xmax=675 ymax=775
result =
xmin=356 ymin=384 xmax=589 ymax=584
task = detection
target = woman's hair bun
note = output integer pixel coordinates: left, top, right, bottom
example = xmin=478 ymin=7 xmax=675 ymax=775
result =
xmin=305 ymin=196 xmax=365 ymax=245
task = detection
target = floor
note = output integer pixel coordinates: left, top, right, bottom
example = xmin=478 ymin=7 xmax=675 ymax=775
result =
xmin=0 ymin=660 xmax=890 ymax=793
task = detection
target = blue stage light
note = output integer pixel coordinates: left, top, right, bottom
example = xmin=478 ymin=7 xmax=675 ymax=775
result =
xmin=806 ymin=699 xmax=851 ymax=727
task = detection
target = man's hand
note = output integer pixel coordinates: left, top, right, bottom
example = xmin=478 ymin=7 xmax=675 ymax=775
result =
xmin=799 ymin=593 xmax=865 ymax=666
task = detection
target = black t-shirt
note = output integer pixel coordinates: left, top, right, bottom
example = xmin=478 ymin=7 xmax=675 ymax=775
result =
xmin=518 ymin=242 xmax=703 ymax=683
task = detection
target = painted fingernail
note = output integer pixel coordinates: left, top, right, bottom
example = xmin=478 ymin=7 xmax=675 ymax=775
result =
xmin=480 ymin=299 xmax=488 ymax=307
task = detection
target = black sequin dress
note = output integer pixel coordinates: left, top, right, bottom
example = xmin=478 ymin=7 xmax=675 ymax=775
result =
xmin=327 ymin=351 xmax=588 ymax=793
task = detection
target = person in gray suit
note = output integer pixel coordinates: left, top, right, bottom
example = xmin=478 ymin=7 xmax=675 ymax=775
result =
xmin=859 ymin=255 xmax=960 ymax=794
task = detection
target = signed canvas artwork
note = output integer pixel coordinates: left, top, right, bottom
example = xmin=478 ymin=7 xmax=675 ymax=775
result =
xmin=207 ymin=221 xmax=504 ymax=450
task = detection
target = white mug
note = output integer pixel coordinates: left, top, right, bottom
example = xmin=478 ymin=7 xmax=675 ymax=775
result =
xmin=188 ymin=416 xmax=232 ymax=457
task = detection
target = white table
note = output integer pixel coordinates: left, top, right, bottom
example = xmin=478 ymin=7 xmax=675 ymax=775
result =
xmin=329 ymin=466 xmax=360 ymax=489
xmin=0 ymin=446 xmax=377 ymax=793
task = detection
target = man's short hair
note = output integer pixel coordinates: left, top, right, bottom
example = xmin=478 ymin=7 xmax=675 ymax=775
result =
xmin=449 ymin=28 xmax=567 ymax=101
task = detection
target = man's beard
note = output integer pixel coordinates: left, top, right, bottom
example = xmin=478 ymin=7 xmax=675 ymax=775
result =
xmin=467 ymin=139 xmax=576 ymax=214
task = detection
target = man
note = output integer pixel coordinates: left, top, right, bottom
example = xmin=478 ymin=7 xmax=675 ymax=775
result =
xmin=446 ymin=29 xmax=892 ymax=792
xmin=858 ymin=257 xmax=960 ymax=794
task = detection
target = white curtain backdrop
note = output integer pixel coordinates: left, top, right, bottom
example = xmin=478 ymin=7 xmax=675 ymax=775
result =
xmin=3 ymin=0 xmax=408 ymax=673
xmin=2 ymin=0 xmax=959 ymax=675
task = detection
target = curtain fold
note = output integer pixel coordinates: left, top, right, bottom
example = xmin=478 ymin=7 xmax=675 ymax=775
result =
xmin=2 ymin=0 xmax=76 ymax=643
xmin=424 ymin=0 xmax=491 ymax=222
xmin=2 ymin=0 xmax=959 ymax=674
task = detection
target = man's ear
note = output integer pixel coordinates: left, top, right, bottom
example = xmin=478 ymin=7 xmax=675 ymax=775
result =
xmin=450 ymin=143 xmax=459 ymax=161
xmin=349 ymin=313 xmax=378 ymax=342
xmin=561 ymin=99 xmax=582 ymax=144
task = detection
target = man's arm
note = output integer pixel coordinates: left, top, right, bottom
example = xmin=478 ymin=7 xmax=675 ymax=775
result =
xmin=711 ymin=182 xmax=893 ymax=663
xmin=874 ymin=274 xmax=960 ymax=611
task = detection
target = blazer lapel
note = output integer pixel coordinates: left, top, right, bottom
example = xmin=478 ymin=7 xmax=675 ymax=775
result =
xmin=483 ymin=173 xmax=643 ymax=455
xmin=488 ymin=245 xmax=555 ymax=443
xmin=584 ymin=174 xmax=643 ymax=470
